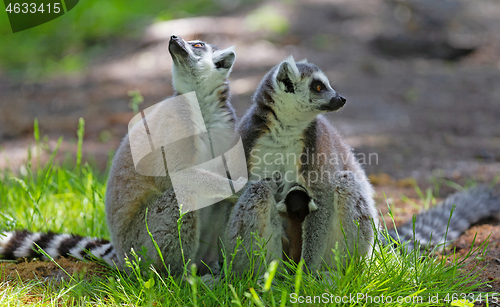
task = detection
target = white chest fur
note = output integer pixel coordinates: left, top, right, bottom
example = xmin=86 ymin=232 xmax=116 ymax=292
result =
xmin=248 ymin=126 xmax=307 ymax=190
xmin=248 ymin=124 xmax=321 ymax=213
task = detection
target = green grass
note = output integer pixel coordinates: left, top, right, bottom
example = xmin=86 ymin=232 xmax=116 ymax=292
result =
xmin=0 ymin=120 xmax=492 ymax=306
xmin=0 ymin=119 xmax=108 ymax=238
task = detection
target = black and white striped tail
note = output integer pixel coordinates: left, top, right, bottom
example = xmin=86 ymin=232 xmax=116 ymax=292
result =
xmin=0 ymin=230 xmax=117 ymax=266
xmin=387 ymin=186 xmax=500 ymax=250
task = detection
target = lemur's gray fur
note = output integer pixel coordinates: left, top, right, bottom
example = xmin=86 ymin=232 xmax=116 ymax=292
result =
xmin=0 ymin=36 xmax=242 ymax=275
xmin=105 ymin=36 xmax=243 ymax=275
xmin=224 ymin=57 xmax=378 ymax=274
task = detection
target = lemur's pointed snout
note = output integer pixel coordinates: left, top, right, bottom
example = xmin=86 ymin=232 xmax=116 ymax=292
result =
xmin=169 ymin=35 xmax=188 ymax=58
xmin=319 ymin=94 xmax=346 ymax=112
xmin=331 ymin=94 xmax=346 ymax=108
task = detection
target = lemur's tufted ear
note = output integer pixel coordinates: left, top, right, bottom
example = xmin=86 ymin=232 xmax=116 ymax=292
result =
xmin=297 ymin=58 xmax=308 ymax=64
xmin=213 ymin=46 xmax=236 ymax=71
xmin=275 ymin=56 xmax=299 ymax=93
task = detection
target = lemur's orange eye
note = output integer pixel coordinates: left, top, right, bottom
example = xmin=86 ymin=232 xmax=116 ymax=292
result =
xmin=311 ymin=80 xmax=326 ymax=92
xmin=193 ymin=43 xmax=203 ymax=48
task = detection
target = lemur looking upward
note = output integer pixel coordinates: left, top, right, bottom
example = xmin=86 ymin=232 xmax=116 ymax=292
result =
xmin=1 ymin=36 xmax=244 ymax=275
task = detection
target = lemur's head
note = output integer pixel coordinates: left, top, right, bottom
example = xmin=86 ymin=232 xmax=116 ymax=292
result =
xmin=254 ymin=56 xmax=346 ymax=120
xmin=168 ymin=35 xmax=236 ymax=95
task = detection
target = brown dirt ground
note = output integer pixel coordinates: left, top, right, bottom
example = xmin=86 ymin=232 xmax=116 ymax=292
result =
xmin=440 ymin=225 xmax=500 ymax=306
xmin=0 ymin=256 xmax=109 ymax=283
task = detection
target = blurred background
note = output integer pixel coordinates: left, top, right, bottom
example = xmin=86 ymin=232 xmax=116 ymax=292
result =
xmin=0 ymin=0 xmax=499 ymax=187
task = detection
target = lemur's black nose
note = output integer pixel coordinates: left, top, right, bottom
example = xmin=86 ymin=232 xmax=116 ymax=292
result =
xmin=171 ymin=35 xmax=178 ymax=40
xmin=323 ymin=94 xmax=347 ymax=111
xmin=331 ymin=94 xmax=346 ymax=107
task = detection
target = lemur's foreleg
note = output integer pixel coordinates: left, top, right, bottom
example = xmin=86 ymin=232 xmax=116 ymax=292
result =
xmin=224 ymin=180 xmax=283 ymax=276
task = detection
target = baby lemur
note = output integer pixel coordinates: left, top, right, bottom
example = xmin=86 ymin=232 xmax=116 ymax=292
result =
xmin=1 ymin=36 xmax=243 ymax=275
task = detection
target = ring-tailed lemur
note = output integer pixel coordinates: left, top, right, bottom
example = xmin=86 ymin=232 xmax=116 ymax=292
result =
xmin=224 ymin=56 xmax=500 ymax=274
xmin=1 ymin=36 xmax=243 ymax=275
xmin=224 ymin=56 xmax=378 ymax=273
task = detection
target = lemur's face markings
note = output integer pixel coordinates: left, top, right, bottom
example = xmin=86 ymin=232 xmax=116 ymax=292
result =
xmin=168 ymin=35 xmax=236 ymax=94
xmin=269 ymin=57 xmax=346 ymax=116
